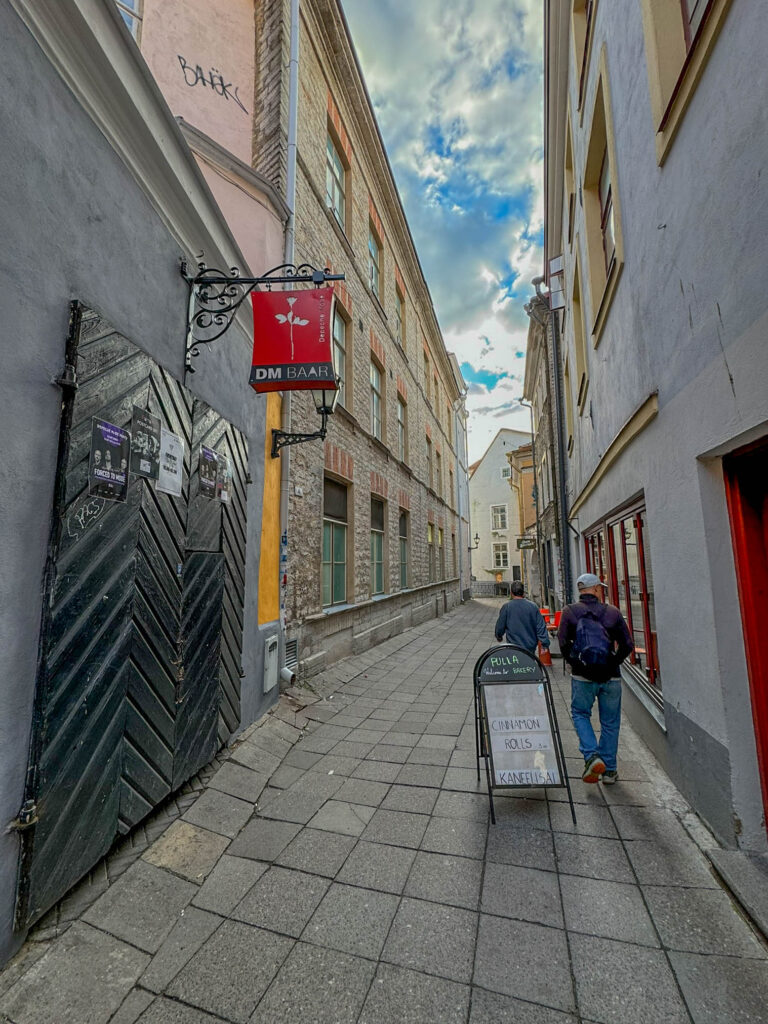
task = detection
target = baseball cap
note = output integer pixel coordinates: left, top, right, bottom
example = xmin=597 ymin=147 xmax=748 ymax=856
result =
xmin=576 ymin=572 xmax=608 ymax=589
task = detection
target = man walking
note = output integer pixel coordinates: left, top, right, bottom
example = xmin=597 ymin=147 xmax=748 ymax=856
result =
xmin=494 ymin=581 xmax=551 ymax=658
xmin=557 ymin=573 xmax=634 ymax=784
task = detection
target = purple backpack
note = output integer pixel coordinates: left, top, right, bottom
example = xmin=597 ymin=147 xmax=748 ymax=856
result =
xmin=572 ymin=610 xmax=612 ymax=667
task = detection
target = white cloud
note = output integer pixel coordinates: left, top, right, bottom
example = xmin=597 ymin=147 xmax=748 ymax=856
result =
xmin=343 ymin=0 xmax=543 ymax=461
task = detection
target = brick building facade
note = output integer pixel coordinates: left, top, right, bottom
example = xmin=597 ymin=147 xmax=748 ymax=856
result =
xmin=256 ymin=0 xmax=467 ymax=675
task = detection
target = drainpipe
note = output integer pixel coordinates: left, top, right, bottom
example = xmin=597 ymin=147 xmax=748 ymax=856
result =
xmin=533 ymin=276 xmax=573 ymax=603
xmin=452 ymin=393 xmax=467 ymax=600
xmin=279 ymin=0 xmax=300 ymax=637
xmin=518 ymin=399 xmax=541 ymax=603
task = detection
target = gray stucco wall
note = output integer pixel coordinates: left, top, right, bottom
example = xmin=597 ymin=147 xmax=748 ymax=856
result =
xmin=561 ymin=1 xmax=768 ymax=848
xmin=0 ymin=4 xmax=273 ymax=964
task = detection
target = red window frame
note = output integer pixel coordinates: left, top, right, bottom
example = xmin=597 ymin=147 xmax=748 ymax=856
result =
xmin=681 ymin=0 xmax=713 ymax=51
xmin=584 ymin=500 xmax=660 ymax=692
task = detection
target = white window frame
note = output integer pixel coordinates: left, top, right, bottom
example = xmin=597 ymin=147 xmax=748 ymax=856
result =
xmin=333 ymin=307 xmax=347 ymax=409
xmin=493 ymin=542 xmax=510 ymax=569
xmin=397 ymin=397 xmax=407 ymax=462
xmin=115 ymin=0 xmax=142 ymax=39
xmin=368 ymin=226 xmax=381 ymax=298
xmin=370 ymin=360 xmax=383 ymax=440
xmin=500 ymin=466 xmax=512 ymax=479
xmin=491 ymin=504 xmax=508 ymax=531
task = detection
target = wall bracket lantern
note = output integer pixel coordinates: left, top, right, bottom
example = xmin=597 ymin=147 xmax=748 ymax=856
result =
xmin=180 ymin=256 xmax=345 ymax=373
xmin=468 ymin=533 xmax=480 ymax=551
xmin=270 ymin=384 xmax=340 ymax=459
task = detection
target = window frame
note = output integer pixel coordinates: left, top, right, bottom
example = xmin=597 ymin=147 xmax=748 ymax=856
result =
xmin=426 ymin=436 xmax=433 ymax=491
xmin=399 ymin=510 xmax=409 ymax=589
xmin=397 ymin=396 xmax=407 ymax=462
xmin=427 ymin=522 xmax=436 ymax=583
xmin=370 ymin=497 xmax=385 ymax=597
xmin=368 ymin=223 xmax=382 ymax=299
xmin=326 ymin=131 xmax=347 ymax=232
xmin=492 ymin=542 xmax=510 ymax=569
xmin=490 ymin=504 xmax=508 ymax=531
xmin=370 ymin=359 xmax=383 ymax=441
xmin=332 ymin=305 xmax=349 ymax=410
xmin=115 ymin=0 xmax=143 ymax=40
xmin=322 ymin=478 xmax=348 ymax=608
xmin=395 ymin=287 xmax=404 ymax=347
xmin=438 ymin=527 xmax=445 ymax=580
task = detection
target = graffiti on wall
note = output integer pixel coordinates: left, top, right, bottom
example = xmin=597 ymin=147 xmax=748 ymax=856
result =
xmin=177 ymin=56 xmax=249 ymax=115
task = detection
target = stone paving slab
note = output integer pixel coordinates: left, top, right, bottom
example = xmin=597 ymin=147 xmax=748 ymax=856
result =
xmin=6 ymin=600 xmax=768 ymax=1024
xmin=0 ymin=922 xmax=149 ymax=1024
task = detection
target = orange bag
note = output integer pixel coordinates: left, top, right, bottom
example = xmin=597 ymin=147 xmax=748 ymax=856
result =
xmin=538 ymin=643 xmax=553 ymax=667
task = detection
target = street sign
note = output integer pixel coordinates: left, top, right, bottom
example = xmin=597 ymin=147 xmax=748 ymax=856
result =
xmin=517 ymin=536 xmax=536 ymax=549
xmin=474 ymin=645 xmax=576 ymax=825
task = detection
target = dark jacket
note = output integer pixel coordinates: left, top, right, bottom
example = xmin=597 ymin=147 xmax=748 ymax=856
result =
xmin=557 ymin=594 xmax=634 ymax=682
xmin=495 ymin=597 xmax=550 ymax=653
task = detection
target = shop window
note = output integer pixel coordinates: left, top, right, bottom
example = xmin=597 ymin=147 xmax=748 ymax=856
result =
xmin=640 ymin=0 xmax=733 ymax=163
xmin=370 ymin=498 xmax=385 ymax=596
xmin=322 ymin=479 xmax=348 ymax=606
xmin=399 ymin=510 xmax=409 ymax=588
xmin=585 ymin=503 xmax=661 ymax=699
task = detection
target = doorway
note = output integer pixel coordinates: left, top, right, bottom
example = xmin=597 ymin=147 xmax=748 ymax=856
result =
xmin=724 ymin=437 xmax=768 ymax=834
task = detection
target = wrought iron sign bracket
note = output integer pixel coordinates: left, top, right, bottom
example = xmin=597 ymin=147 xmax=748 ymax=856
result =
xmin=271 ymin=410 xmax=330 ymax=459
xmin=181 ymin=256 xmax=345 ymax=374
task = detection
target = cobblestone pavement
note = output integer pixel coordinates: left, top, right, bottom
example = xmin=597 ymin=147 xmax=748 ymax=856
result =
xmin=2 ymin=599 xmax=767 ymax=1024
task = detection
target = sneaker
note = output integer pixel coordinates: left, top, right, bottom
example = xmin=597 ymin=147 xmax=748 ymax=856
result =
xmin=582 ymin=755 xmax=606 ymax=783
xmin=602 ymin=769 xmax=618 ymax=785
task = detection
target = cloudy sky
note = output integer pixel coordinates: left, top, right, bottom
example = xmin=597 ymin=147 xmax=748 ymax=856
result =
xmin=343 ymin=0 xmax=543 ymax=463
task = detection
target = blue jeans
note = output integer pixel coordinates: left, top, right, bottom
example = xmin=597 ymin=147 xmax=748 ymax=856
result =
xmin=570 ymin=677 xmax=622 ymax=770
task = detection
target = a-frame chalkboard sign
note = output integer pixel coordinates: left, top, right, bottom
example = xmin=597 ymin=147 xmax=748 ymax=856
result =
xmin=474 ymin=644 xmax=577 ymax=825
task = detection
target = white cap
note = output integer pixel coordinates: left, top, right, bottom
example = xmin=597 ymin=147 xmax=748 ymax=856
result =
xmin=576 ymin=572 xmax=608 ymax=589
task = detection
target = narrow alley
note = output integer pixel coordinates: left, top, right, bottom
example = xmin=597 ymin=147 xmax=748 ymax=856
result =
xmin=1 ymin=600 xmax=766 ymax=1024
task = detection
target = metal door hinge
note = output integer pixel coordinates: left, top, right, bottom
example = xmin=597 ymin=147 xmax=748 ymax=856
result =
xmin=8 ymin=800 xmax=38 ymax=832
xmin=53 ymin=364 xmax=78 ymax=390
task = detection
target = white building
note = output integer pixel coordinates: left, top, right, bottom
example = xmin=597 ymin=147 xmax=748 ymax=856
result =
xmin=543 ymin=0 xmax=768 ymax=860
xmin=469 ymin=429 xmax=531 ymax=596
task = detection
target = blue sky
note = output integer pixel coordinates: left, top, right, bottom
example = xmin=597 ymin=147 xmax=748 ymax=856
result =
xmin=343 ymin=0 xmax=543 ymax=461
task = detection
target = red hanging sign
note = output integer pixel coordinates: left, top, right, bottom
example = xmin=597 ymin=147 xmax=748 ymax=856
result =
xmin=249 ymin=286 xmax=337 ymax=393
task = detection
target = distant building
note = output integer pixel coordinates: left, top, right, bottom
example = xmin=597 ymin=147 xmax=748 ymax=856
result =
xmin=469 ymin=429 xmax=531 ymax=596
xmin=506 ymin=443 xmax=538 ymax=598
xmin=542 ymin=0 xmax=768 ymax=858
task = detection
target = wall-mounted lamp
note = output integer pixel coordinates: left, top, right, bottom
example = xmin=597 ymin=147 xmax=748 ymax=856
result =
xmin=271 ymin=379 xmax=340 ymax=458
xmin=468 ymin=533 xmax=480 ymax=551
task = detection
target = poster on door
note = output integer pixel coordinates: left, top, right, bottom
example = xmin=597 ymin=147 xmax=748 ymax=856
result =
xmin=216 ymin=453 xmax=232 ymax=503
xmin=129 ymin=406 xmax=161 ymax=480
xmin=199 ymin=445 xmax=219 ymax=499
xmin=88 ymin=418 xmax=130 ymax=503
xmin=157 ymin=427 xmax=184 ymax=497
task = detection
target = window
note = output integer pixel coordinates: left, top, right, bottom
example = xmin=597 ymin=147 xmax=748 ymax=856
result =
xmin=370 ymin=498 xmax=385 ymax=596
xmin=583 ymin=52 xmax=624 ymax=345
xmin=322 ymin=479 xmax=348 ymax=606
xmin=326 ymin=134 xmax=346 ymax=231
xmin=395 ymin=288 xmax=404 ymax=347
xmin=423 ymin=351 xmax=431 ymax=402
xmin=585 ymin=502 xmax=661 ymax=700
xmin=399 ymin=510 xmax=408 ymax=589
xmin=641 ymin=0 xmax=731 ymax=163
xmin=445 ymin=403 xmax=452 ymax=444
xmin=333 ymin=307 xmax=348 ymax=409
xmin=370 ymin=360 xmax=383 ymax=440
xmin=435 ymin=450 xmax=442 ymax=498
xmin=427 ymin=523 xmax=435 ymax=582
xmin=572 ymin=255 xmax=589 ymax=410
xmin=368 ymin=225 xmax=381 ymax=299
xmin=426 ymin=437 xmax=433 ymax=490
xmin=451 ymin=533 xmax=457 ymax=578
xmin=598 ymin=149 xmax=615 ymax=276
xmin=572 ymin=0 xmax=597 ymax=110
xmin=564 ymin=116 xmax=575 ymax=248
xmin=397 ymin=398 xmax=407 ymax=462
xmin=115 ymin=0 xmax=142 ymax=39
xmin=501 ymin=466 xmax=512 ymax=479
xmin=563 ymin=356 xmax=575 ymax=455
xmin=438 ymin=528 xmax=445 ymax=580
xmin=491 ymin=504 xmax=508 ymax=531
xmin=448 ymin=468 xmax=454 ymax=506
xmin=493 ymin=543 xmax=510 ymax=569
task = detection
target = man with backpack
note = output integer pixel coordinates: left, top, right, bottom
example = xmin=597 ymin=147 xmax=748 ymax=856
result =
xmin=557 ymin=573 xmax=634 ymax=784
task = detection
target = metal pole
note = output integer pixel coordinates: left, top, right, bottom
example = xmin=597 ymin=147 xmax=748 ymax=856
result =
xmin=519 ymin=399 xmax=541 ymax=604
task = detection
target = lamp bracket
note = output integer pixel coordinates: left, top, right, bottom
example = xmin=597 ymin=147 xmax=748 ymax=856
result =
xmin=181 ymin=256 xmax=345 ymax=373
xmin=271 ymin=413 xmax=329 ymax=459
